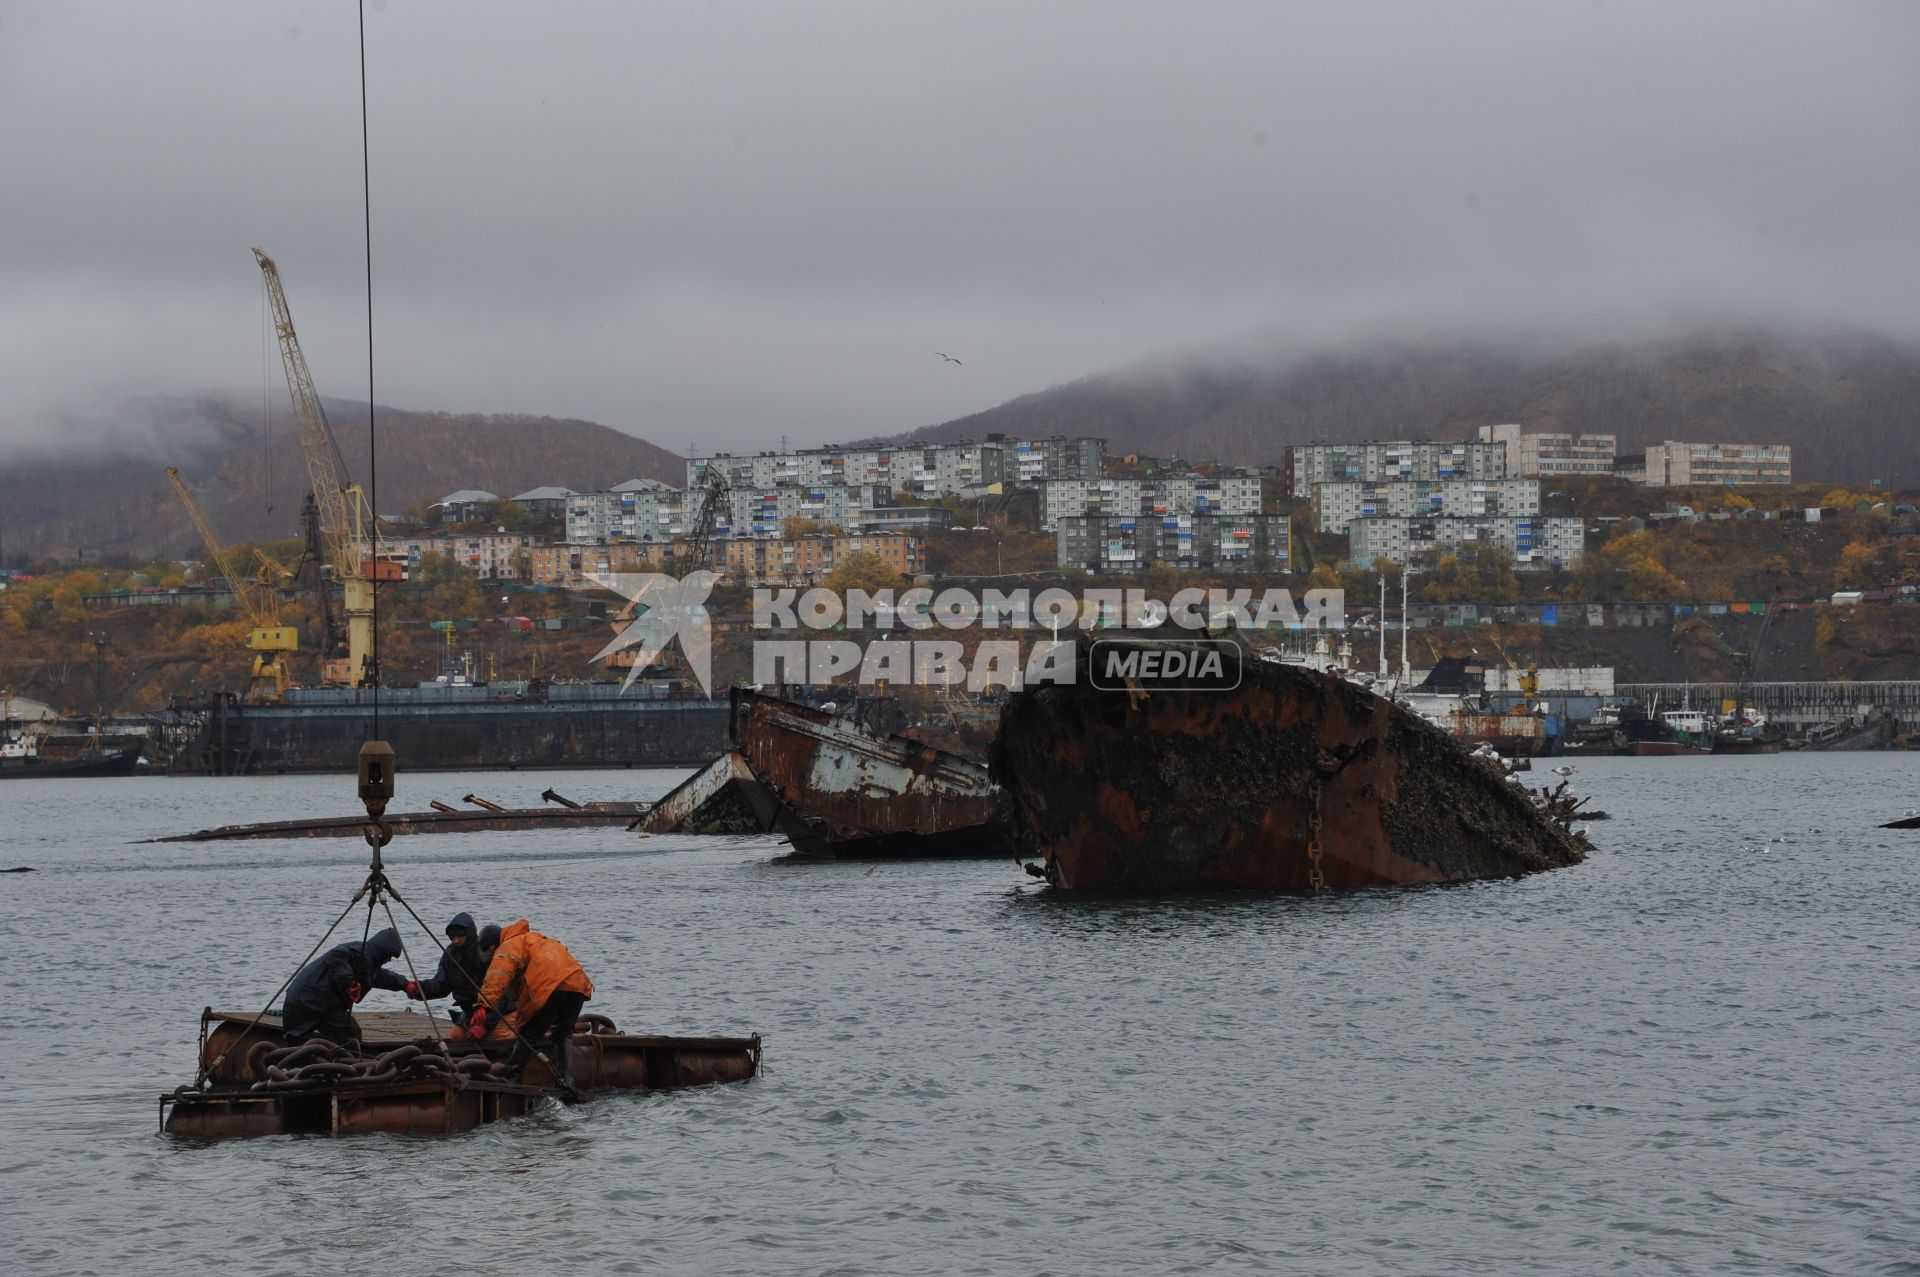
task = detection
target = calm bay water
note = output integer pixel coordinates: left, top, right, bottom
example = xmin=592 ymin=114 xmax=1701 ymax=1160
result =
xmin=1 ymin=755 xmax=1917 ymax=1275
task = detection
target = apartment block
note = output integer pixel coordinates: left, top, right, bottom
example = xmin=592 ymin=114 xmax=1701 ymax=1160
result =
xmin=528 ymin=541 xmax=666 ymax=588
xmin=1041 ymin=475 xmax=1267 ymax=529
xmin=1313 ymin=478 xmax=1541 ymax=533
xmin=1285 ymin=440 xmax=1508 ymax=498
xmin=1642 ymin=441 xmax=1792 ymax=486
xmin=1347 ymin=516 xmax=1584 ymax=568
xmin=1057 ymin=513 xmax=1290 ymax=573
xmin=1476 ymin=423 xmax=1618 ymax=477
xmin=997 ymin=435 xmax=1107 ymax=484
xmin=566 ymin=487 xmax=700 ymax=545
xmin=379 ymin=533 xmax=536 ymax=579
xmin=724 ymin=484 xmax=895 ymax=537
xmin=689 ymin=441 xmax=1005 ymax=499
xmin=719 ymin=531 xmax=925 ymax=588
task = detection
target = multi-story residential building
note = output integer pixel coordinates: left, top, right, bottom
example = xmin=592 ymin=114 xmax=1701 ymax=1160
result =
xmin=848 ymin=506 xmax=956 ymax=534
xmin=566 ymin=486 xmax=699 ymax=544
xmin=1057 ymin=513 xmax=1290 ymax=573
xmin=996 ymin=435 xmax=1106 ymax=484
xmin=1312 ymin=478 xmax=1541 ymax=534
xmin=724 ymin=484 xmax=895 ymax=537
xmin=506 ymin=486 xmax=577 ymax=522
xmin=528 ymin=541 xmax=666 ymax=588
xmin=688 ymin=442 xmax=1005 ymax=499
xmin=378 ymin=533 xmax=536 ymax=579
xmin=719 ymin=532 xmax=925 ymax=588
xmin=1041 ymin=475 xmax=1268 ymax=529
xmin=1347 ymin=516 xmax=1585 ymax=568
xmin=1642 ymin=441 xmax=1792 ymax=486
xmin=428 ymin=490 xmax=501 ymax=526
xmin=1476 ymin=424 xmax=1617 ymax=477
xmin=1285 ymin=440 xmax=1507 ymax=498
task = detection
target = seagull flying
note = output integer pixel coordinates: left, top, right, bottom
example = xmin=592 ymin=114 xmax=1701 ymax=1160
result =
xmin=935 ymin=352 xmax=962 ymax=365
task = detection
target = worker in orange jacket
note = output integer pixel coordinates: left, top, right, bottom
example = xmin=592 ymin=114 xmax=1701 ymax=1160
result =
xmin=472 ymin=918 xmax=594 ymax=1087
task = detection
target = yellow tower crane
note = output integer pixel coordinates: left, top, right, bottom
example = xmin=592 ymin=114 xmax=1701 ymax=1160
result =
xmin=253 ymin=246 xmax=402 ymax=688
xmin=165 ymin=467 xmax=300 ymax=703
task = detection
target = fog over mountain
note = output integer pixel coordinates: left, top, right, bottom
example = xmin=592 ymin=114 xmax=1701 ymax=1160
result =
xmin=2 ymin=1 xmax=1916 ymax=461
xmin=899 ymin=323 xmax=1920 ymax=489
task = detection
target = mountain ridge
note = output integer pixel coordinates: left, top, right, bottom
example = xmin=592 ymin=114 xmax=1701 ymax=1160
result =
xmin=894 ymin=326 xmax=1920 ymax=488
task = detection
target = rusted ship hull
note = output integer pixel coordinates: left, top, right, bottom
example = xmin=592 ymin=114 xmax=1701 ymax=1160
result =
xmin=642 ymin=688 xmax=1014 ymax=857
xmin=1450 ymin=714 xmax=1560 ymax=759
xmin=990 ymin=642 xmax=1587 ymax=892
xmin=162 ymin=1008 xmax=759 ymax=1139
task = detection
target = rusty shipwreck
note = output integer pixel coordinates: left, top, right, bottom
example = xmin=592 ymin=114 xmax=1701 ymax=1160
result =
xmin=990 ymin=638 xmax=1589 ymax=891
xmin=640 ymin=687 xmax=1015 ymax=857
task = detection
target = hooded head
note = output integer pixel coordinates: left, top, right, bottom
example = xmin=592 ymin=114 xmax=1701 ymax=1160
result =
xmin=478 ymin=923 xmax=502 ymax=954
xmin=446 ymin=912 xmax=476 ymax=948
xmin=365 ymin=927 xmax=403 ymax=967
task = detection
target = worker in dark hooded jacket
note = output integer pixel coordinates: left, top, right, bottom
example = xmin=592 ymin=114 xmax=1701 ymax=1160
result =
xmin=282 ymin=927 xmax=410 ymax=1046
xmin=405 ymin=913 xmax=510 ymax=1029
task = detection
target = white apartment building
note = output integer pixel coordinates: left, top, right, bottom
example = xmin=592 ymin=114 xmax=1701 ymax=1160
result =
xmin=1313 ymin=478 xmax=1541 ymax=534
xmin=1057 ymin=513 xmax=1290 ymax=573
xmin=376 ymin=533 xmax=535 ymax=579
xmin=689 ymin=441 xmax=1005 ymax=499
xmin=1040 ymin=475 xmax=1266 ymax=529
xmin=566 ymin=482 xmax=894 ymax=544
xmin=1476 ymin=423 xmax=1618 ymax=477
xmin=1348 ymin=515 xmax=1585 ymax=569
xmin=1643 ymin=441 xmax=1792 ymax=486
xmin=1286 ymin=440 xmax=1508 ymax=497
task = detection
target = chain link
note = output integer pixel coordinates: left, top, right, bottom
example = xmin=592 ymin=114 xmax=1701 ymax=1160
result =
xmin=1305 ymin=773 xmax=1326 ymax=892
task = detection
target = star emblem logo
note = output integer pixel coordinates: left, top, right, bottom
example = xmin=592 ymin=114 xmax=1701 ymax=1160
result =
xmin=588 ymin=570 xmax=719 ymax=696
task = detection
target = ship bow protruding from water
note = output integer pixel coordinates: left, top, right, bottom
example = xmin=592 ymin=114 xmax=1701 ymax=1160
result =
xmin=990 ymin=640 xmax=1588 ymax=891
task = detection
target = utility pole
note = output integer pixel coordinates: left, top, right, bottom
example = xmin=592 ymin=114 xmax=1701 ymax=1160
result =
xmin=1399 ymin=568 xmax=1416 ymax=685
xmin=88 ymin=630 xmax=109 ymax=749
xmin=1377 ymin=574 xmax=1388 ymax=680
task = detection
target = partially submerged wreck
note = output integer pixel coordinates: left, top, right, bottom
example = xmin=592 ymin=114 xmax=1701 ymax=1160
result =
xmin=640 ymin=687 xmax=1015 ymax=857
xmin=163 ymin=1008 xmax=759 ymax=1138
xmin=990 ymin=638 xmax=1589 ymax=891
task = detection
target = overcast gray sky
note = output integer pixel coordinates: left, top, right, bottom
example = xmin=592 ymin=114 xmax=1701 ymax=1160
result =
xmin=2 ymin=0 xmax=1916 ymax=456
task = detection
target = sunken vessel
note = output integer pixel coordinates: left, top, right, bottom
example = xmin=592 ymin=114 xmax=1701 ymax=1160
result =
xmin=990 ymin=638 xmax=1589 ymax=891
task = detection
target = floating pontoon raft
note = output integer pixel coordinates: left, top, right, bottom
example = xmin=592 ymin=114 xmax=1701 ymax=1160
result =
xmin=162 ymin=1008 xmax=760 ymax=1138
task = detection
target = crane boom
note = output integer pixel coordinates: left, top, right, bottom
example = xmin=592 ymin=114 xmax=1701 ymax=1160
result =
xmin=253 ymin=247 xmax=362 ymax=577
xmin=165 ymin=466 xmax=298 ymax=702
xmin=253 ymin=246 xmax=397 ymax=686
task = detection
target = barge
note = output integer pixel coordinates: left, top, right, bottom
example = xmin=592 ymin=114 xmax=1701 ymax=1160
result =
xmin=162 ymin=1008 xmax=760 ymax=1138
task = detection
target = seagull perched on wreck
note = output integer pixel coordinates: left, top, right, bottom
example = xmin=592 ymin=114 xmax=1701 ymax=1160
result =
xmin=934 ymin=351 xmax=962 ymax=365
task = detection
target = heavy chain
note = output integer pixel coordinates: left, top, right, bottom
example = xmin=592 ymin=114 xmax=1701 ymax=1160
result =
xmin=1305 ymin=774 xmax=1326 ymax=892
